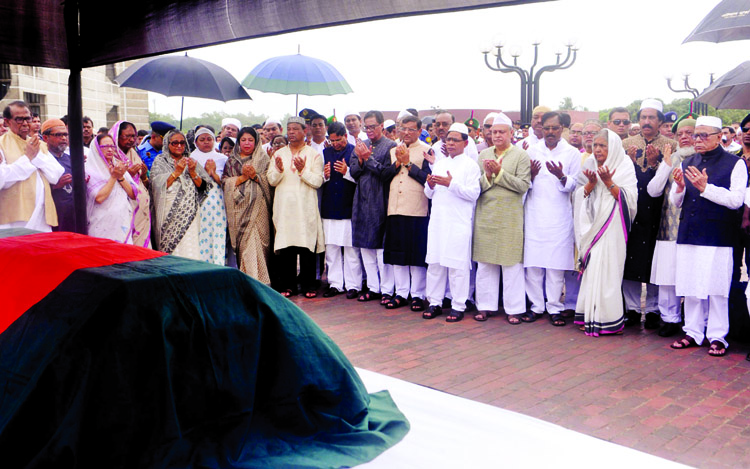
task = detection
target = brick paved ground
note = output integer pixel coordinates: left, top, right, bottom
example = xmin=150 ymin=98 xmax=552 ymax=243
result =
xmin=290 ymin=294 xmax=750 ymax=468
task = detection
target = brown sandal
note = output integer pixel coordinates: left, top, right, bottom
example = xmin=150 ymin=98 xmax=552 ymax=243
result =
xmin=670 ymin=335 xmax=700 ymax=349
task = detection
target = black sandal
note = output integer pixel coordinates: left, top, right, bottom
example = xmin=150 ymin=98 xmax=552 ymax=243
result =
xmin=423 ymin=305 xmax=442 ymax=319
xmin=549 ymin=313 xmax=566 ymax=327
xmin=521 ymin=312 xmax=541 ymax=323
xmin=506 ymin=314 xmax=522 ymax=325
xmin=357 ymin=290 xmax=382 ymax=302
xmin=380 ymin=293 xmax=393 ymax=306
xmin=410 ymin=298 xmax=425 ymax=311
xmin=446 ymin=309 xmax=464 ymax=323
xmin=385 ymin=295 xmax=407 ymax=309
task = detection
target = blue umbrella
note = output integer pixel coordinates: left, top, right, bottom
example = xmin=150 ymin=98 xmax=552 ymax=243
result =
xmin=115 ymin=54 xmax=252 ymax=128
xmin=242 ymin=52 xmax=353 ymax=112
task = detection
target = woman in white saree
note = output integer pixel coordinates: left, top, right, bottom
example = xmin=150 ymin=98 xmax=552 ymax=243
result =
xmin=85 ymin=134 xmax=138 ymax=243
xmin=573 ymin=129 xmax=638 ymax=336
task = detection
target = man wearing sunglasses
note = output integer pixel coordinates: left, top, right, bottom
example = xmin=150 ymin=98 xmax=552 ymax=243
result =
xmin=607 ymin=107 xmax=632 ymax=140
xmin=622 ymin=99 xmax=677 ymax=330
xmin=0 ymin=101 xmax=64 ymax=233
xmin=669 ymin=116 xmax=747 ymax=357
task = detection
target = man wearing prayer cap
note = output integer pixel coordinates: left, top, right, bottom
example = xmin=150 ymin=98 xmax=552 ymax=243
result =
xmin=472 ymin=112 xmax=531 ymax=323
xmin=669 ymin=115 xmax=747 ymax=357
xmin=476 ymin=112 xmax=499 ymax=152
xmin=622 ymin=99 xmax=677 ymax=329
xmin=423 ymin=123 xmax=481 ymax=323
xmin=430 ymin=110 xmax=479 ymax=165
xmin=344 ymin=110 xmax=367 ymax=145
xmin=516 ymin=105 xmax=551 ymax=150
xmin=41 ymin=119 xmax=76 ymax=232
xmin=220 ymin=118 xmax=241 ymax=140
xmin=661 ymin=111 xmax=677 ymax=139
xmin=383 ymin=119 xmax=397 ymax=141
xmin=646 ymin=112 xmax=697 ymax=338
xmin=0 ymin=100 xmax=64 ymax=232
xmin=137 ymin=120 xmax=176 ymax=170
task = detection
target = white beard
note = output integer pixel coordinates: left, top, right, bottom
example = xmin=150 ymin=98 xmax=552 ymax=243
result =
xmin=675 ymin=146 xmax=696 ymax=159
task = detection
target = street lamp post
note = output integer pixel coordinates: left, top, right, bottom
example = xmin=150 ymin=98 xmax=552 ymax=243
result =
xmin=665 ymin=74 xmax=714 ymax=116
xmin=483 ymin=41 xmax=578 ymax=123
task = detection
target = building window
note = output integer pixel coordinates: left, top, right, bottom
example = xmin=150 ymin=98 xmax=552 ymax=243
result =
xmin=0 ymin=63 xmax=10 ymax=100
xmin=23 ymin=92 xmax=45 ymax=119
xmin=107 ymin=105 xmax=119 ymax=128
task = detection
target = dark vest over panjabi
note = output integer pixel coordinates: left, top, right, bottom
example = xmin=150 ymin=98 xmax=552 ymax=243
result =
xmin=321 ymin=143 xmax=356 ymax=220
xmin=677 ymin=146 xmax=740 ymax=247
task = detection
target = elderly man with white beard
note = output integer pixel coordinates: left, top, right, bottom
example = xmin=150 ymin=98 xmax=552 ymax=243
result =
xmin=646 ymin=113 xmax=697 ymax=337
xmin=669 ymin=116 xmax=747 ymax=357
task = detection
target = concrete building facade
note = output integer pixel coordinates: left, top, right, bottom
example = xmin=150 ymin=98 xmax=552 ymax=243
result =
xmin=0 ymin=61 xmax=148 ymax=132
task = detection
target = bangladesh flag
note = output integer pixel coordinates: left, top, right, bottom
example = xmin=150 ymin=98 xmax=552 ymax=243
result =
xmin=0 ymin=230 xmax=408 ymax=468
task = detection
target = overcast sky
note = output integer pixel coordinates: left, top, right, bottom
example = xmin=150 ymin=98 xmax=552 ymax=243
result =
xmin=148 ymin=0 xmax=736 ymax=120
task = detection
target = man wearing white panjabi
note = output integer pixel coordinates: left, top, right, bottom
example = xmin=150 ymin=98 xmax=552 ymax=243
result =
xmin=669 ymin=116 xmax=747 ymax=358
xmin=422 ymin=123 xmax=481 ymax=323
xmin=524 ymin=111 xmax=581 ymax=327
xmin=646 ymin=113 xmax=697 ymax=338
xmin=0 ymin=100 xmax=64 ymax=233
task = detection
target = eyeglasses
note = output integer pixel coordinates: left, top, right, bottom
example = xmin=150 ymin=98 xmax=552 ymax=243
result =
xmin=100 ymin=144 xmax=117 ymax=150
xmin=363 ymin=124 xmax=381 ymax=131
xmin=693 ymin=132 xmax=720 ymax=141
xmin=11 ymin=116 xmax=32 ymax=123
xmin=445 ymin=137 xmax=464 ymax=143
xmin=582 ymin=131 xmax=598 ymax=137
xmin=611 ymin=119 xmax=631 ymax=126
xmin=742 ymin=127 xmax=750 ymax=133
xmin=542 ymin=126 xmax=562 ymax=132
xmin=483 ymin=124 xmax=492 ymax=129
xmin=400 ymin=127 xmax=419 ymax=133
xmin=570 ymin=130 xmax=583 ymax=135
xmin=169 ymin=140 xmax=187 ymax=146
xmin=433 ymin=122 xmax=451 ymax=128
xmin=48 ymin=132 xmax=69 ymax=138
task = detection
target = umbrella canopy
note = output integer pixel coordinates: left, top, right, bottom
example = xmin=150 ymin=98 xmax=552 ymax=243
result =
xmin=683 ymin=0 xmax=750 ymax=43
xmin=695 ymin=60 xmax=750 ymax=109
xmin=115 ymin=55 xmax=251 ymax=101
xmin=242 ymin=53 xmax=353 ymax=96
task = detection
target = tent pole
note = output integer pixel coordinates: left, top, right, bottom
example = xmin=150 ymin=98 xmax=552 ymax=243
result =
xmin=64 ymin=0 xmax=87 ymax=235
xmin=296 ymin=94 xmax=299 ymax=114
xmin=180 ymin=97 xmax=184 ymax=130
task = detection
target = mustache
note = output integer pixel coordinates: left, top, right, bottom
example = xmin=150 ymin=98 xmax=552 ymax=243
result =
xmin=642 ymin=124 xmax=653 ymax=130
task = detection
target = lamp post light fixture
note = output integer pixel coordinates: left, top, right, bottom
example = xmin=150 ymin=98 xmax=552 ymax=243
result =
xmin=483 ymin=40 xmax=578 ymax=123
xmin=665 ymin=73 xmax=714 ymax=116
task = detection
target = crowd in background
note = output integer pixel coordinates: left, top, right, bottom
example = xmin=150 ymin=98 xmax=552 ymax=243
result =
xmin=2 ymin=98 xmax=750 ymax=360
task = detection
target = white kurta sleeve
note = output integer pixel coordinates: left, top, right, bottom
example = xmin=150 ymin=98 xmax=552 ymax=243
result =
xmin=299 ymin=152 xmax=324 ymax=189
xmin=647 ymin=160 xmax=672 ymax=197
xmin=448 ymin=162 xmax=481 ymax=202
xmin=669 ymin=181 xmax=686 ymax=208
xmin=700 ymin=159 xmax=748 ymax=209
xmin=32 ymin=150 xmax=64 ymax=184
xmin=559 ymin=150 xmax=580 ymax=193
xmin=267 ymin=160 xmax=284 ymax=187
xmin=0 ymin=155 xmax=37 ymax=189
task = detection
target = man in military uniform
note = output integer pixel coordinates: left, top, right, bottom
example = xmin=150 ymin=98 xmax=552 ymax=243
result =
xmin=622 ymin=99 xmax=677 ymax=329
xmin=464 ymin=115 xmax=481 ymax=144
xmin=137 ymin=121 xmax=175 ymax=170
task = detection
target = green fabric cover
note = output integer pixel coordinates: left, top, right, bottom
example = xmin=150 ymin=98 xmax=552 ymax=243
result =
xmin=0 ymin=254 xmax=408 ymax=468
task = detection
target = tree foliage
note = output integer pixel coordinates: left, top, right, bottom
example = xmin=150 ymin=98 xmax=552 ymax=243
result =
xmin=598 ymin=98 xmax=749 ymax=125
xmin=148 ymin=110 xmax=294 ymax=132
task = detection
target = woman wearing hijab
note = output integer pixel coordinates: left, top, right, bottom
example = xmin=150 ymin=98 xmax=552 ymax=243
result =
xmin=110 ymin=120 xmax=152 ymax=247
xmin=222 ymin=127 xmax=273 ymax=284
xmin=85 ymin=133 xmax=139 ymax=243
xmin=191 ymin=127 xmax=228 ymax=265
xmin=151 ymin=129 xmax=212 ymax=260
xmin=573 ymin=129 xmax=638 ymax=336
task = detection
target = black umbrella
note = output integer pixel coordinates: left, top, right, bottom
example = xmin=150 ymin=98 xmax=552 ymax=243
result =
xmin=115 ymin=54 xmax=251 ymax=129
xmin=683 ymin=0 xmax=750 ymax=43
xmin=695 ymin=60 xmax=750 ymax=109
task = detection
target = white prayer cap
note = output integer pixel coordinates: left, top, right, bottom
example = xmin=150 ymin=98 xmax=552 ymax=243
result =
xmin=483 ymin=112 xmax=499 ymax=124
xmin=397 ymin=109 xmax=411 ymax=121
xmin=383 ymin=119 xmax=396 ymax=129
xmin=695 ymin=116 xmax=723 ymax=129
xmin=222 ymin=118 xmax=241 ymax=129
xmin=265 ymin=117 xmax=282 ymax=126
xmin=492 ymin=112 xmax=513 ymax=128
xmin=639 ymin=99 xmax=663 ymax=113
xmin=194 ymin=127 xmax=215 ymax=140
xmin=448 ymin=122 xmax=469 ymax=137
xmin=343 ymin=110 xmax=360 ymax=119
